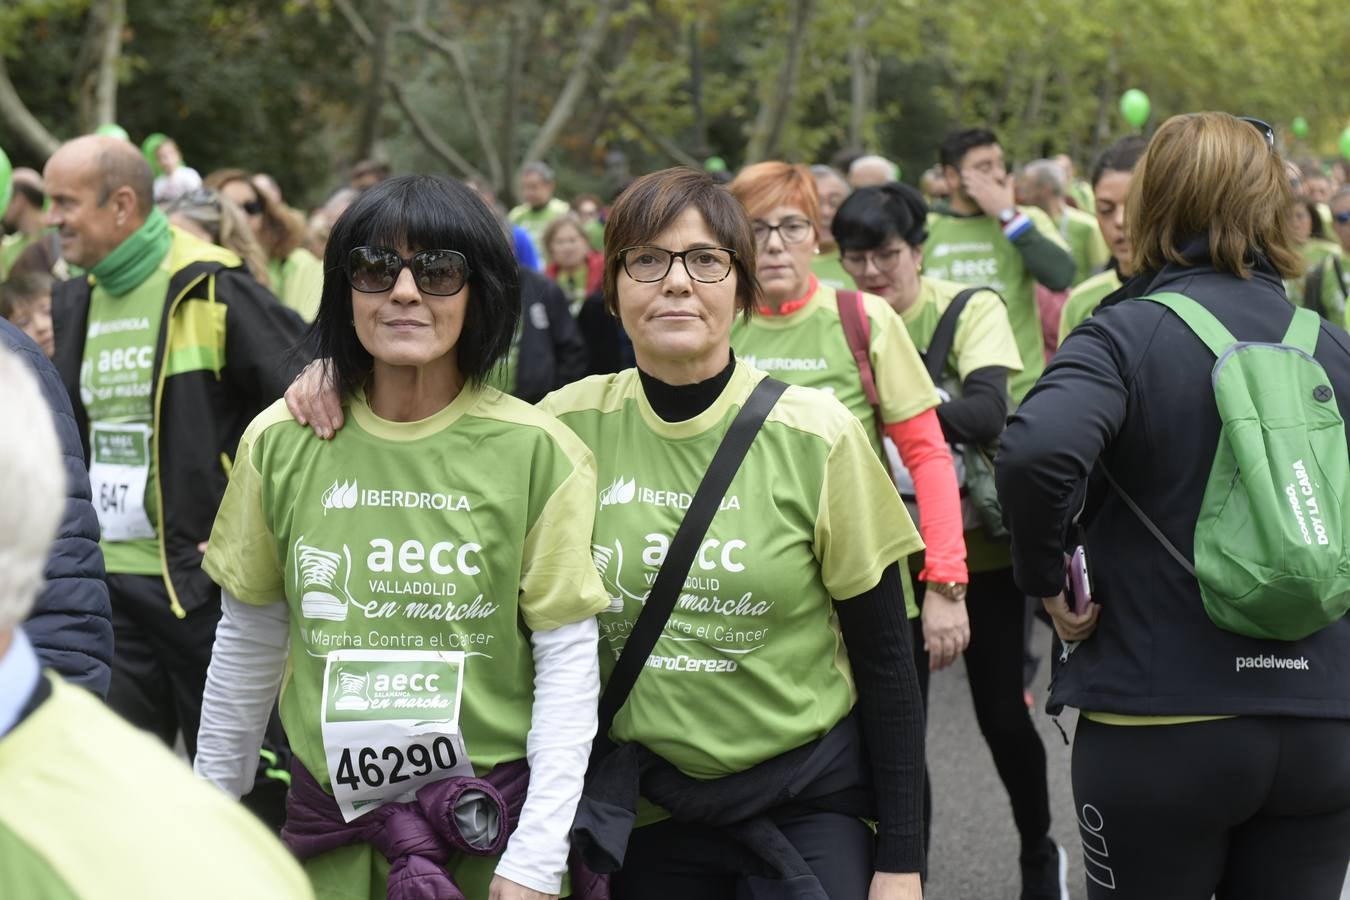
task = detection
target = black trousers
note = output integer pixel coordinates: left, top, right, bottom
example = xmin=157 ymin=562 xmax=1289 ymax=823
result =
xmin=106 ymin=572 xmax=221 ymax=759
xmin=911 ymin=566 xmax=1052 ymax=857
xmin=1073 ymin=715 xmax=1350 ymax=900
xmin=612 ymin=810 xmax=874 ymax=899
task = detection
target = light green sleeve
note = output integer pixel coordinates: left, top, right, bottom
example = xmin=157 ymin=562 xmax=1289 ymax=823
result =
xmin=867 ymin=295 xmax=941 ymax=425
xmin=203 ymin=415 xmax=286 ymax=606
xmin=815 ymin=414 xmax=924 ymax=606
xmin=952 ymin=290 xmax=1024 ymax=381
xmin=281 ymin=249 xmax=324 ymax=322
xmin=518 ymin=445 xmax=611 ymax=631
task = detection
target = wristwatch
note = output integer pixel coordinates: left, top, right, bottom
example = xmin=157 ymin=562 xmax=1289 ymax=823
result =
xmin=926 ymin=580 xmax=968 ymax=603
xmin=996 ymin=207 xmax=1018 ymax=225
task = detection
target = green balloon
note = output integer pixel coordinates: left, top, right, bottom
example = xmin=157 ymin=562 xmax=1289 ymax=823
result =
xmin=704 ymin=156 xmax=728 ymax=173
xmin=1120 ymin=89 xmax=1151 ymax=129
xmin=95 ymin=123 xmax=131 ymax=142
xmin=0 ymin=145 xmax=11 ymax=216
xmin=1292 ymin=117 xmax=1310 ymax=139
xmin=1340 ymin=128 xmax=1350 ymax=161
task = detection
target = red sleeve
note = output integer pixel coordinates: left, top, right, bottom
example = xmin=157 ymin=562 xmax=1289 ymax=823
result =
xmin=885 ymin=408 xmax=968 ymax=583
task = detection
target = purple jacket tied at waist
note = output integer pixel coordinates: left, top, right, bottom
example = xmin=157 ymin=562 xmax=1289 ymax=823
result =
xmin=281 ymin=758 xmax=610 ymax=900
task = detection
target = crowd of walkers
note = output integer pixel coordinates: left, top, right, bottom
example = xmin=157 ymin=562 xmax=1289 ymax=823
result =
xmin=1 ymin=110 xmax=1349 ymax=900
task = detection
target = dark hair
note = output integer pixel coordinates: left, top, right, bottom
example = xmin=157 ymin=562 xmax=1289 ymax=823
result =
xmin=312 ymin=175 xmax=520 ymax=395
xmin=13 ymin=180 xmax=43 ymax=208
xmin=1090 ymin=136 xmax=1148 ymax=188
xmin=602 ymin=167 xmax=761 ymax=318
xmin=0 ymin=271 xmax=53 ymax=318
xmin=939 ymin=127 xmax=1000 ymax=169
xmin=832 ymin=183 xmax=929 ymax=252
xmin=1301 ymin=198 xmax=1329 ymax=241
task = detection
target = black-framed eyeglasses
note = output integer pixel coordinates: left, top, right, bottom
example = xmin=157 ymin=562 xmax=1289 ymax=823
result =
xmin=841 ymin=244 xmax=909 ymax=274
xmin=347 ymin=247 xmax=470 ymax=296
xmin=1237 ymin=116 xmax=1276 ymax=149
xmin=618 ymin=245 xmax=736 ymax=283
xmin=1335 ymin=211 xmax=1350 ymax=225
xmin=240 ymin=198 xmax=264 ymax=216
xmin=751 ymin=217 xmax=814 ymax=246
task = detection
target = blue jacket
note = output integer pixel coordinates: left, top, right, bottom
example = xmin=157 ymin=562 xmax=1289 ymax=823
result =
xmin=3 ymin=318 xmax=113 ymax=696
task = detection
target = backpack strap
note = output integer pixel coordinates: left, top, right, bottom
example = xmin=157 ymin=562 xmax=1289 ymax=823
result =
xmin=1100 ymin=465 xmax=1197 ymax=577
xmin=591 ymin=376 xmax=789 ymax=762
xmin=1282 ymin=304 xmax=1323 ymax=355
xmin=1305 ymin=260 xmax=1328 ymax=319
xmin=1142 ymin=292 xmax=1236 ymax=358
xmin=836 ymin=290 xmax=886 ymax=445
xmin=923 ymin=287 xmax=983 ymax=383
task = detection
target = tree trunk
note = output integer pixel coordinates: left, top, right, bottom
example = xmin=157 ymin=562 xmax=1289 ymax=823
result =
xmin=519 ymin=0 xmax=615 ymax=169
xmin=355 ymin=0 xmax=393 ymax=162
xmin=498 ymin=2 xmax=529 ymax=200
xmin=389 ymin=79 xmax=487 ymax=183
xmin=72 ymin=0 xmax=125 ymax=133
xmin=688 ymin=18 xmax=708 ymax=160
xmin=847 ymin=2 xmax=881 ymax=152
xmin=744 ymin=0 xmax=817 ymax=163
xmin=0 ymin=57 xmax=61 ymax=158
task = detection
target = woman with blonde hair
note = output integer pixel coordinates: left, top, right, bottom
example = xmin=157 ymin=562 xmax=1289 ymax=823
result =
xmin=166 ymin=189 xmax=273 ymax=290
xmin=205 ymin=168 xmax=324 ymax=321
xmin=998 ymin=112 xmax=1350 ymax=899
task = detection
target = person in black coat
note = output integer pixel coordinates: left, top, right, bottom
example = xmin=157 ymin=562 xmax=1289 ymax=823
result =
xmin=512 ymin=265 xmax=588 ymax=402
xmin=1 ymin=316 xmax=112 ymax=696
xmin=996 ymin=112 xmax=1350 ymax=900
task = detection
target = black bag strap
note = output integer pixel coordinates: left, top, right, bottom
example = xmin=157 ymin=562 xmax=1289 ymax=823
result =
xmin=592 ymin=376 xmax=789 ymax=759
xmin=922 ymin=287 xmax=984 ymax=383
xmin=1306 ymin=260 xmax=1327 ymax=319
xmin=1100 ymin=464 xmax=1196 ymax=576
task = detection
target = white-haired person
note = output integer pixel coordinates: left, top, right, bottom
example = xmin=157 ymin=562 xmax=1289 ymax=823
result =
xmin=0 ymin=346 xmax=312 ymax=900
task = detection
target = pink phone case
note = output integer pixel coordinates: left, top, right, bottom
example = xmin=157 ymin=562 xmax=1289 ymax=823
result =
xmin=1066 ymin=546 xmax=1092 ymax=614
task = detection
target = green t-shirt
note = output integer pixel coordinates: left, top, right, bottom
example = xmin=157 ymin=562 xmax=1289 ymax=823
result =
xmin=810 ymin=253 xmax=851 ymax=291
xmin=539 ymin=361 xmax=923 ymax=780
xmin=82 ymin=268 xmax=171 ymax=575
xmin=1068 ymin=180 xmax=1095 ymax=216
xmin=508 ymin=198 xmax=571 ymax=263
xmin=268 ymin=247 xmax=324 ymax=322
xmin=731 ymin=280 xmax=940 ymax=460
xmin=0 ymin=231 xmax=38 ymax=279
xmin=0 ymin=677 xmax=313 ymax=900
xmin=900 ymin=277 xmax=1022 ymax=572
xmin=1058 ymin=267 xmax=1122 ymax=346
xmin=923 ymin=206 xmax=1068 ymax=404
xmin=1060 ymin=206 xmax=1110 ymax=287
xmin=203 ymin=387 xmax=609 ymax=797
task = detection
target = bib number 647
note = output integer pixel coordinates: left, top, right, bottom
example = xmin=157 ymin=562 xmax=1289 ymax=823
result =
xmin=333 ymin=736 xmax=461 ymax=790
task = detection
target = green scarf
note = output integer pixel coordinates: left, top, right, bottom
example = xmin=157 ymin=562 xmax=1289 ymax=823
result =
xmin=90 ymin=207 xmax=172 ymax=297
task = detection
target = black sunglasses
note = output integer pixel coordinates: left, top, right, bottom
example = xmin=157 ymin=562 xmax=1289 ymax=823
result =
xmin=1237 ymin=116 xmax=1276 ymax=149
xmin=347 ymin=247 xmax=470 ymax=296
xmin=241 ymin=198 xmax=264 ymax=216
xmin=1335 ymin=212 xmax=1350 ymax=225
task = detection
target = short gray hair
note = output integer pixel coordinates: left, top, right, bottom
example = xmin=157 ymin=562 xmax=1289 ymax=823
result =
xmin=0 ymin=347 xmax=64 ymax=633
xmin=520 ymin=161 xmax=555 ymax=183
xmin=1022 ymin=159 xmax=1065 ymax=196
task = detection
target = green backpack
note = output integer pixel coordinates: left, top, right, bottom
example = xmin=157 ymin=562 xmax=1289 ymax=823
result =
xmin=1104 ymin=292 xmax=1350 ymax=641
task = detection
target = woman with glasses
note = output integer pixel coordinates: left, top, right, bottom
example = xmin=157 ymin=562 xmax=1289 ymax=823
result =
xmin=832 ymin=184 xmax=1071 ymax=897
xmin=205 ymin=169 xmax=325 ymax=322
xmin=195 ymin=175 xmax=610 ymax=900
xmin=727 ymin=162 xmax=971 ymax=676
xmin=999 ymin=112 xmax=1350 ymax=899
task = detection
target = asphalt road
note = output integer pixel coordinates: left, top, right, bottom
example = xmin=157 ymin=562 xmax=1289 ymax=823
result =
xmin=924 ymin=623 xmax=1350 ymax=900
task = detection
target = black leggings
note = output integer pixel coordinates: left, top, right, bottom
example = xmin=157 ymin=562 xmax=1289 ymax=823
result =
xmin=911 ymin=566 xmax=1051 ymax=855
xmin=1072 ymin=715 xmax=1350 ymax=899
xmin=611 ymin=810 xmax=874 ymax=899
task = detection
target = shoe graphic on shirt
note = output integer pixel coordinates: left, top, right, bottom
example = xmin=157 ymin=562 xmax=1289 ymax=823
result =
xmin=333 ymin=669 xmax=371 ymax=711
xmin=294 ymin=536 xmax=354 ymax=621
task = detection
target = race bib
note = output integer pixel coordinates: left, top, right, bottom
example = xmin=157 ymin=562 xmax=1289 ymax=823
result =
xmin=89 ymin=422 xmax=156 ymax=541
xmin=320 ymin=649 xmax=474 ymax=822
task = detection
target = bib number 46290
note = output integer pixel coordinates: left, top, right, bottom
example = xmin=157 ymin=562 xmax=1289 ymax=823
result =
xmin=333 ymin=736 xmax=462 ymax=790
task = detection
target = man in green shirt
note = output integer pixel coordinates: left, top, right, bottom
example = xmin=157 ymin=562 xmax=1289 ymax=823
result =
xmin=1017 ymin=159 xmax=1110 ymax=287
xmin=1 ymin=168 xmax=50 ymax=278
xmin=507 ymin=161 xmax=570 ymax=264
xmin=923 ymin=128 xmax=1076 ymax=403
xmin=46 ymin=135 xmax=304 ymax=772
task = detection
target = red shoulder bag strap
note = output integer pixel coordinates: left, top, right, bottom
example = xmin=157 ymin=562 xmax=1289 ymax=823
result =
xmin=835 ymin=290 xmax=888 ymax=450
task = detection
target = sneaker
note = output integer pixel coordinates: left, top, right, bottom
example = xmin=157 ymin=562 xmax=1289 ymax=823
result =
xmin=295 ymin=536 xmax=353 ymax=621
xmin=1020 ymin=838 xmax=1069 ymax=900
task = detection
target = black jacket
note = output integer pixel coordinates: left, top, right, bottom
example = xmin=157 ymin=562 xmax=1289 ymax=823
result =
xmin=513 ymin=267 xmax=587 ymax=403
xmin=998 ymin=239 xmax=1350 ymax=718
xmin=3 ymin=319 xmax=113 ymax=697
xmin=52 ymin=241 xmax=306 ymax=618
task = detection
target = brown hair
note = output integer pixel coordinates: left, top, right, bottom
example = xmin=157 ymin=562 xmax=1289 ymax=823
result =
xmin=602 ymin=167 xmax=761 ymax=318
xmin=1127 ymin=113 xmax=1303 ymax=280
xmin=204 ymin=168 xmax=309 ymax=261
xmin=728 ymin=161 xmax=821 ymax=229
xmin=542 ymin=213 xmax=590 ymax=257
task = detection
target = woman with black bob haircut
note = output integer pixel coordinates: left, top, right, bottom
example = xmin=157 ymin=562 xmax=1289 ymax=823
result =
xmin=195 ymin=174 xmax=611 ymax=900
xmin=833 ymin=185 xmax=1064 ymax=896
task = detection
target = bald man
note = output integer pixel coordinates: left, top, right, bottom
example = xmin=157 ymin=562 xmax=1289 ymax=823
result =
xmin=847 ymin=154 xmax=899 ymax=189
xmin=45 ymin=135 xmax=304 ymax=780
xmin=1 ymin=167 xmax=50 ymax=278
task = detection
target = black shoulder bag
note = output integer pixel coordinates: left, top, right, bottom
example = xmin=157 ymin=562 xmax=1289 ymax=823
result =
xmin=590 ymin=376 xmax=789 ymax=763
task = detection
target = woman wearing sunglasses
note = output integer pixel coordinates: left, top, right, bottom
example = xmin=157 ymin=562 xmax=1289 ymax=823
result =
xmin=206 ymin=168 xmax=325 ymax=322
xmin=195 ymin=175 xmax=610 ymax=900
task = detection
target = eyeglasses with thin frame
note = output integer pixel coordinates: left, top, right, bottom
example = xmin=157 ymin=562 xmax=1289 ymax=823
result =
xmin=347 ymin=246 xmax=471 ymax=296
xmin=751 ymin=217 xmax=814 ymax=246
xmin=619 ymin=246 xmax=736 ymax=283
xmin=1237 ymin=116 xmax=1276 ymax=150
xmin=840 ymin=244 xmax=910 ymax=275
